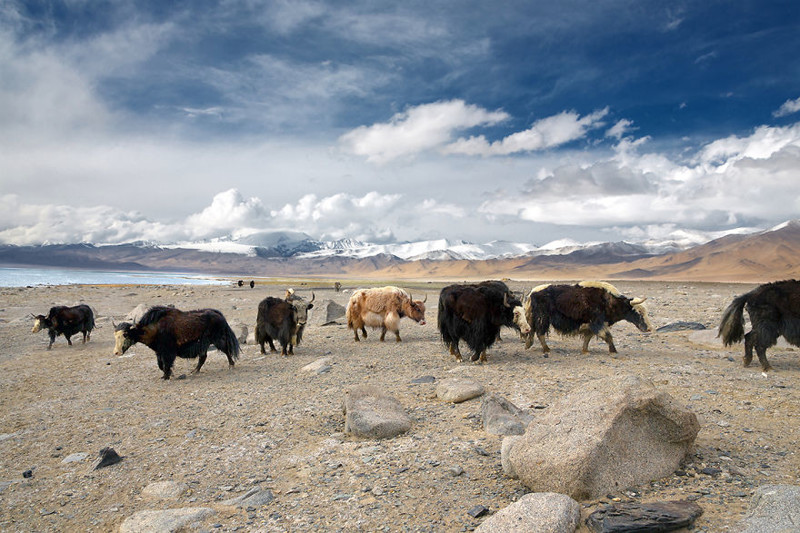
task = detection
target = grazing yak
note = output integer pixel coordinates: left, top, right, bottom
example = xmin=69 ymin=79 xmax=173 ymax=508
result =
xmin=31 ymin=304 xmax=95 ymax=350
xmin=346 ymin=286 xmax=427 ymax=342
xmin=524 ymin=281 xmax=652 ymax=355
xmin=718 ymin=279 xmax=800 ymax=371
xmin=113 ymin=306 xmax=240 ymax=380
xmin=256 ymin=291 xmax=315 ymax=355
xmin=438 ymin=282 xmax=531 ymax=363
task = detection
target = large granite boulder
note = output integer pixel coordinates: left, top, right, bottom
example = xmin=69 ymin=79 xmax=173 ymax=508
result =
xmin=310 ymin=300 xmax=346 ymax=326
xmin=343 ymin=385 xmax=412 ymax=439
xmin=737 ymin=484 xmax=800 ymax=533
xmin=504 ymin=375 xmax=699 ymax=500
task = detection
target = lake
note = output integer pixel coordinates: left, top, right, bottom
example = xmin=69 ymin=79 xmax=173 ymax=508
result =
xmin=0 ymin=266 xmax=230 ymax=287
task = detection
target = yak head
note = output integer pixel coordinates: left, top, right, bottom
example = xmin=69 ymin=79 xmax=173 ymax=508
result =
xmin=31 ymin=314 xmax=49 ymax=334
xmin=286 ymin=291 xmax=315 ymax=345
xmin=113 ymin=321 xmax=136 ymax=355
xmin=506 ymin=293 xmax=531 ymax=335
xmin=403 ymin=293 xmax=427 ymax=326
xmin=627 ymin=297 xmax=653 ymax=333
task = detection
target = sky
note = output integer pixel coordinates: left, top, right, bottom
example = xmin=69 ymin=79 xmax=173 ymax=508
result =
xmin=1 ymin=0 xmax=800 ymax=248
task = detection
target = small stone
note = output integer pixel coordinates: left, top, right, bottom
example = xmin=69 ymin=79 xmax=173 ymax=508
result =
xmin=449 ymin=466 xmax=465 ymax=477
xmin=700 ymin=467 xmax=722 ymax=477
xmin=22 ymin=470 xmax=33 ymax=479
xmin=468 ymin=505 xmax=489 ymax=518
xmin=91 ymin=447 xmax=122 ymax=470
xmin=410 ymin=376 xmax=436 ymax=384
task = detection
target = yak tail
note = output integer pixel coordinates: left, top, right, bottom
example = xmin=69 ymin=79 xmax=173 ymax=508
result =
xmin=216 ymin=322 xmax=241 ymax=361
xmin=718 ymin=294 xmax=748 ymax=346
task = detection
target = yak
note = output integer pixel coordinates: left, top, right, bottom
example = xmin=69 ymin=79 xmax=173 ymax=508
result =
xmin=346 ymin=286 xmax=426 ymax=342
xmin=113 ymin=306 xmax=240 ymax=380
xmin=525 ymin=281 xmax=652 ymax=355
xmin=718 ymin=279 xmax=800 ymax=371
xmin=31 ymin=304 xmax=95 ymax=350
xmin=256 ymin=291 xmax=315 ymax=356
xmin=438 ymin=282 xmax=531 ymax=363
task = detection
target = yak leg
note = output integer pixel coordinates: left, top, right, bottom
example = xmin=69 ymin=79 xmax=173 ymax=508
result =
xmin=192 ymin=353 xmax=208 ymax=374
xmin=288 ymin=342 xmax=294 ymax=355
xmin=755 ymin=343 xmax=772 ymax=372
xmin=379 ymin=326 xmax=387 ymax=342
xmin=580 ymin=330 xmax=593 ymax=353
xmin=478 ymin=350 xmax=489 ymax=364
xmin=537 ymin=333 xmax=550 ymax=354
xmin=449 ymin=342 xmax=463 ymax=362
xmin=361 ymin=326 xmax=367 ymax=339
xmin=394 ymin=329 xmax=402 ymax=342
xmin=743 ymin=331 xmax=754 ymax=367
xmin=524 ymin=333 xmax=533 ymax=350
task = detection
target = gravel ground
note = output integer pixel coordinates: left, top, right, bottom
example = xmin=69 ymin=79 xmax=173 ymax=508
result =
xmin=0 ymin=280 xmax=798 ymax=532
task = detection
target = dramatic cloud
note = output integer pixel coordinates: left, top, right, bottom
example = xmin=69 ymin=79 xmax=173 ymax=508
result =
xmin=339 ymin=100 xmax=509 ymax=163
xmin=442 ymin=108 xmax=610 ymax=156
xmin=480 ymin=122 xmax=800 ymax=234
xmin=773 ymin=96 xmax=800 ymax=118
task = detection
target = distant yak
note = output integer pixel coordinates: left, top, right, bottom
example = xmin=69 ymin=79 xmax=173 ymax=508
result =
xmin=31 ymin=304 xmax=95 ymax=350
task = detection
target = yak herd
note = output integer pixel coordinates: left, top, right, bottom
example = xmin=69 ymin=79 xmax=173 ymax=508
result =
xmin=30 ymin=279 xmax=800 ymax=379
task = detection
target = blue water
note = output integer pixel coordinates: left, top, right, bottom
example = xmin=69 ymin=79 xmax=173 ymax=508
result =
xmin=0 ymin=266 xmax=229 ymax=287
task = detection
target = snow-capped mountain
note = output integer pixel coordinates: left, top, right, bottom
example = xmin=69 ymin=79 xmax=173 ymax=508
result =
xmin=162 ymin=230 xmax=682 ymax=262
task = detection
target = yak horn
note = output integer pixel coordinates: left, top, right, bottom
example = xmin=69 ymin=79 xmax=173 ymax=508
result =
xmin=309 ymin=291 xmax=315 ymax=303
xmin=631 ymin=297 xmax=646 ymax=306
xmin=503 ymin=293 xmax=510 ymax=308
xmin=422 ymin=293 xmax=427 ymax=303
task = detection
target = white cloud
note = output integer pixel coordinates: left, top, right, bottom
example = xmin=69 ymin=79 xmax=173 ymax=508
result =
xmin=773 ymin=96 xmax=800 ymax=118
xmin=605 ymin=118 xmax=635 ymax=140
xmin=271 ymin=192 xmax=403 ymax=242
xmin=443 ymin=107 xmax=609 ymax=156
xmin=479 ymin=122 xmax=800 ymax=237
xmin=339 ymin=100 xmax=509 ymax=163
xmin=185 ymin=189 xmax=267 ymax=240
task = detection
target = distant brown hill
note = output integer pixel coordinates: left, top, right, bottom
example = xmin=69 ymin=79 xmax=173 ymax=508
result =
xmin=1 ymin=222 xmax=798 ymax=283
xmin=363 ymin=221 xmax=800 ymax=283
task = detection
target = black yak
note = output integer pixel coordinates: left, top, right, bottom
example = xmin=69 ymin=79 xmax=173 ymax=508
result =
xmin=31 ymin=304 xmax=95 ymax=350
xmin=438 ymin=283 xmax=530 ymax=363
xmin=256 ymin=292 xmax=315 ymax=355
xmin=524 ymin=281 xmax=652 ymax=355
xmin=113 ymin=306 xmax=240 ymax=380
xmin=718 ymin=279 xmax=800 ymax=371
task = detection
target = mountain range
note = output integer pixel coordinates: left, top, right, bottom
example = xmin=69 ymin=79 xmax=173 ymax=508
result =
xmin=1 ymin=221 xmax=798 ymax=283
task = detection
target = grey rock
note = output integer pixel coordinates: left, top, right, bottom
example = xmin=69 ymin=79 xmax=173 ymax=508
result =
xmin=586 ymin=500 xmax=703 ymax=532
xmin=436 ymin=378 xmax=485 ymax=403
xmin=343 ymin=385 xmax=412 ymax=439
xmin=119 ymin=507 xmax=215 ymax=533
xmin=61 ymin=453 xmax=89 ymax=464
xmin=91 ymin=447 xmax=122 ymax=470
xmin=656 ymin=321 xmax=707 ymax=332
xmin=481 ymin=394 xmax=533 ymax=436
xmin=737 ymin=484 xmax=800 ymax=533
xmin=222 ymin=487 xmax=275 ymax=507
xmin=310 ymin=300 xmax=346 ymax=326
xmin=124 ymin=304 xmax=150 ymax=324
xmin=476 ymin=492 xmax=581 ymax=533
xmin=142 ymin=481 xmax=188 ymax=499
xmin=505 ymin=375 xmax=700 ymax=500
xmin=236 ymin=324 xmax=248 ymax=344
xmin=410 ymin=375 xmax=436 ymax=384
xmin=301 ymin=357 xmax=333 ymax=374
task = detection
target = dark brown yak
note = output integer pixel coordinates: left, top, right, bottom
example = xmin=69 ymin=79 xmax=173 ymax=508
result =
xmin=113 ymin=306 xmax=240 ymax=380
xmin=31 ymin=304 xmax=95 ymax=350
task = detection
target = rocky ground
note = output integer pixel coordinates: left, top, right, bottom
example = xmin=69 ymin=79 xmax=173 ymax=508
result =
xmin=0 ymin=279 xmax=798 ymax=532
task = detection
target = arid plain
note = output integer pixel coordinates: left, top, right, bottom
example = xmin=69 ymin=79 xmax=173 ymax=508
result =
xmin=1 ymin=279 xmax=799 ymax=532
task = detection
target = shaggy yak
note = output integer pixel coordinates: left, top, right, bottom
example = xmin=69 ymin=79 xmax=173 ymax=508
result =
xmin=31 ymin=304 xmax=95 ymax=350
xmin=114 ymin=306 xmax=240 ymax=380
xmin=346 ymin=286 xmax=426 ymax=342
xmin=524 ymin=281 xmax=652 ymax=355
xmin=437 ymin=282 xmax=530 ymax=363
xmin=718 ymin=279 xmax=800 ymax=371
xmin=256 ymin=291 xmax=315 ymax=356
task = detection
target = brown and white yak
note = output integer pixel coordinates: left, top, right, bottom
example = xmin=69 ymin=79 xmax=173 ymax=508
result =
xmin=346 ymin=286 xmax=427 ymax=342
